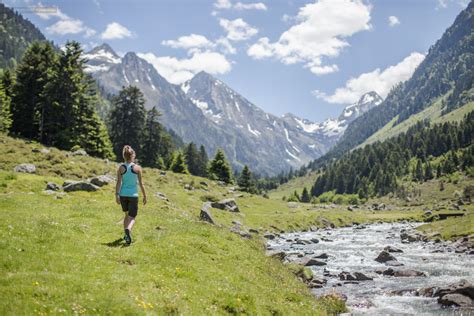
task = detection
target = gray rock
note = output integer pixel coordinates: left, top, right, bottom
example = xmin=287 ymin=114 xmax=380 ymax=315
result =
xmin=71 ymin=149 xmax=88 ymax=156
xmin=232 ymin=220 xmax=242 ymax=226
xmin=199 ymin=202 xmax=215 ymax=224
xmin=438 ymin=293 xmax=473 ymax=307
xmin=384 ymin=245 xmax=403 ymax=253
xmin=211 ymin=198 xmax=239 ymax=212
xmin=90 ymin=175 xmax=114 ymax=187
xmin=313 ymin=253 xmax=329 ymax=259
xmin=304 ymin=259 xmax=327 ymax=266
xmin=14 ymin=163 xmax=36 ymax=173
xmin=339 ymin=271 xmax=373 ymax=281
xmin=393 ymin=269 xmax=426 ymax=277
xmin=249 ymin=228 xmax=259 ymax=234
xmin=184 ymin=184 xmax=194 ymax=190
xmin=288 ymin=202 xmax=298 ymax=208
xmin=400 ymin=231 xmax=423 ymax=243
xmin=155 ymin=192 xmax=169 ymax=201
xmin=310 ymin=238 xmax=320 ymax=244
xmin=230 ymin=225 xmax=251 ymax=239
xmin=63 ymin=181 xmax=99 ymax=192
xmin=375 ymin=251 xmax=398 ymax=263
xmin=46 ymin=182 xmax=60 ymax=191
xmin=200 ymin=181 xmax=208 ymax=187
xmin=263 ymin=233 xmax=275 ymax=240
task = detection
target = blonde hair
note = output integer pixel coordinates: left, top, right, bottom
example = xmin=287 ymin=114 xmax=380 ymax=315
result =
xmin=122 ymin=145 xmax=135 ymax=162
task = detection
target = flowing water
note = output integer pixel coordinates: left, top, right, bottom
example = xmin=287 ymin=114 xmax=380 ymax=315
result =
xmin=267 ymin=223 xmax=474 ymax=315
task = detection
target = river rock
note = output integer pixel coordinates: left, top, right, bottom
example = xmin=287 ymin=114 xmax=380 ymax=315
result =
xmin=375 ymin=250 xmax=397 ymax=263
xmin=435 ymin=279 xmax=474 ymax=299
xmin=14 ymin=163 xmax=36 ymax=173
xmin=263 ymin=233 xmax=275 ymax=240
xmin=339 ymin=271 xmax=373 ymax=281
xmin=46 ymin=182 xmax=60 ymax=191
xmin=249 ymin=228 xmax=259 ymax=234
xmin=385 ymin=260 xmax=404 ymax=266
xmin=63 ymin=181 xmax=99 ymax=192
xmin=199 ymin=202 xmax=215 ymax=224
xmin=313 ymin=253 xmax=329 ymax=259
xmin=384 ymin=245 xmax=403 ymax=253
xmin=438 ymin=293 xmax=473 ymax=307
xmin=308 ymin=277 xmax=327 ymax=288
xmin=400 ymin=231 xmax=424 ymax=243
xmin=304 ymin=259 xmax=327 ymax=266
xmin=90 ymin=175 xmax=114 ymax=187
xmin=211 ymin=198 xmax=239 ymax=212
xmin=393 ymin=269 xmax=426 ymax=277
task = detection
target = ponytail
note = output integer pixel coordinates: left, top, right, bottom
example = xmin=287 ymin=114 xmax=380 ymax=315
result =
xmin=122 ymin=145 xmax=135 ymax=162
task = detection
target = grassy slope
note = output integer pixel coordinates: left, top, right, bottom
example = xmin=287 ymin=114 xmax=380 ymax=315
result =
xmin=0 ymin=135 xmax=471 ymax=314
xmin=360 ymin=100 xmax=474 ymax=148
xmin=0 ymin=135 xmax=349 ymax=315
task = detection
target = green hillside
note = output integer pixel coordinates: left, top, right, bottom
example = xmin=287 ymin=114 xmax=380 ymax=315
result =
xmin=360 ymin=99 xmax=474 ymax=148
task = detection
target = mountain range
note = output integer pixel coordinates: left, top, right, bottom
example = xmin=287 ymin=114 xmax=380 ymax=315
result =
xmin=84 ymin=44 xmax=382 ymax=175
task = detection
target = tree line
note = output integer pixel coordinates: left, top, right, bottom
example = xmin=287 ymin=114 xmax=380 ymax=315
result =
xmin=0 ymin=40 xmax=260 ymax=193
xmin=309 ymin=113 xmax=473 ymax=199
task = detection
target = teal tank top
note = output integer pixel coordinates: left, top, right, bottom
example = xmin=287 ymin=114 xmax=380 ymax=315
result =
xmin=119 ymin=162 xmax=139 ymax=197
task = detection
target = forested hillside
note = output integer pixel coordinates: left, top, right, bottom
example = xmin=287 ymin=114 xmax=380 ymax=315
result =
xmin=310 ymin=112 xmax=473 ymax=198
xmin=0 ymin=4 xmax=46 ymax=68
xmin=309 ymin=1 xmax=474 ymax=169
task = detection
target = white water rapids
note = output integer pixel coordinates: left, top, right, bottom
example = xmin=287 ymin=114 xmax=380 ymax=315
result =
xmin=267 ymin=223 xmax=473 ymax=315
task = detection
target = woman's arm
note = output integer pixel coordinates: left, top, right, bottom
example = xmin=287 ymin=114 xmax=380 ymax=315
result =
xmin=115 ymin=166 xmax=123 ymax=204
xmin=137 ymin=166 xmax=147 ymax=205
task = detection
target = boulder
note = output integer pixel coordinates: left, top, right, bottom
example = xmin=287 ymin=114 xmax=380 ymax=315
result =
xmin=263 ymin=233 xmax=275 ymax=240
xmin=393 ymin=269 xmax=426 ymax=277
xmin=155 ymin=192 xmax=169 ymax=201
xmin=310 ymin=238 xmax=320 ymax=244
xmin=184 ymin=184 xmax=194 ymax=190
xmin=90 ymin=175 xmax=114 ymax=187
xmin=339 ymin=271 xmax=373 ymax=281
xmin=400 ymin=231 xmax=423 ymax=243
xmin=435 ymin=279 xmax=474 ymax=299
xmin=71 ymin=149 xmax=87 ymax=156
xmin=287 ymin=202 xmax=298 ymax=208
xmin=384 ymin=245 xmax=403 ymax=253
xmin=304 ymin=259 xmax=327 ymax=267
xmin=63 ymin=181 xmax=99 ymax=192
xmin=313 ymin=253 xmax=329 ymax=259
xmin=249 ymin=228 xmax=259 ymax=234
xmin=211 ymin=198 xmax=239 ymax=212
xmin=375 ymin=251 xmax=397 ymax=263
xmin=14 ymin=163 xmax=36 ymax=173
xmin=46 ymin=182 xmax=60 ymax=191
xmin=385 ymin=260 xmax=404 ymax=266
xmin=438 ymin=293 xmax=473 ymax=307
xmin=199 ymin=202 xmax=215 ymax=224
xmin=200 ymin=181 xmax=208 ymax=187
xmin=229 ymin=225 xmax=251 ymax=239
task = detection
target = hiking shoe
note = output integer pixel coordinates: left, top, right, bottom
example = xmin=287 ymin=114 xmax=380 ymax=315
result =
xmin=124 ymin=229 xmax=132 ymax=245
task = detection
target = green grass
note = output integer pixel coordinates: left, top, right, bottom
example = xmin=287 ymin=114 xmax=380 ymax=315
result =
xmin=0 ymin=133 xmax=471 ymax=314
xmin=268 ymin=171 xmax=318 ymax=201
xmin=417 ymin=211 xmax=474 ymax=241
xmin=359 ymin=99 xmax=474 ymax=148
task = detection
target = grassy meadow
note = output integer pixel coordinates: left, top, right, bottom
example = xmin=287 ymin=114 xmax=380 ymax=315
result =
xmin=0 ymin=134 xmax=472 ymax=314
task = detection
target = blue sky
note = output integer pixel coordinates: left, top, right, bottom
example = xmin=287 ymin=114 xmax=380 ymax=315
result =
xmin=4 ymin=0 xmax=469 ymax=121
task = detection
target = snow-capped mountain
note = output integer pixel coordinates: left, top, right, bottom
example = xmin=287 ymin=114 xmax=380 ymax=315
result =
xmin=84 ymin=44 xmax=383 ymax=175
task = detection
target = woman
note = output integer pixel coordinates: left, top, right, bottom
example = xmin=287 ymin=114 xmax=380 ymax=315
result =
xmin=115 ymin=145 xmax=147 ymax=245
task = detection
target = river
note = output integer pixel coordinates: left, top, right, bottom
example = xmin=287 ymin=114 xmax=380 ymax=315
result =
xmin=267 ymin=222 xmax=473 ymax=315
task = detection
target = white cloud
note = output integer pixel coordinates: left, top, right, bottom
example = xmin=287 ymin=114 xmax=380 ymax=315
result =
xmin=234 ymin=2 xmax=267 ymax=10
xmin=100 ymin=22 xmax=133 ymax=40
xmin=220 ymin=18 xmax=258 ymax=41
xmin=162 ymin=34 xmax=214 ymax=50
xmin=436 ymin=0 xmax=470 ymax=9
xmin=37 ymin=6 xmax=96 ymax=37
xmin=388 ymin=15 xmax=400 ymax=27
xmin=137 ymin=51 xmax=232 ymax=84
xmin=214 ymin=0 xmax=267 ymax=11
xmin=314 ymin=52 xmax=425 ymax=104
xmin=46 ymin=18 xmax=96 ymax=37
xmin=247 ymin=0 xmax=372 ymax=75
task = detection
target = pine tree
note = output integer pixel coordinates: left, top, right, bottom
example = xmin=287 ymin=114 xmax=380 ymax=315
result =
xmin=170 ymin=151 xmax=189 ymax=174
xmin=197 ymin=145 xmax=209 ymax=177
xmin=141 ymin=107 xmax=174 ymax=167
xmin=10 ymin=41 xmax=56 ymax=139
xmin=300 ymin=187 xmax=311 ymax=203
xmin=414 ymin=159 xmax=424 ymax=182
xmin=184 ymin=142 xmax=200 ymax=176
xmin=424 ymin=162 xmax=434 ymax=180
xmin=208 ymin=148 xmax=233 ymax=183
xmin=0 ymin=79 xmax=11 ymax=133
xmin=109 ymin=86 xmax=146 ymax=160
xmin=238 ymin=165 xmax=255 ymax=193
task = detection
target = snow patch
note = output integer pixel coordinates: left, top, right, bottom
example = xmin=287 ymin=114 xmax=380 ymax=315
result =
xmin=292 ymin=145 xmax=300 ymax=153
xmin=284 ymin=128 xmax=293 ymax=143
xmin=234 ymin=101 xmax=241 ymax=113
xmin=285 ymin=148 xmax=300 ymax=161
xmin=122 ymin=69 xmax=130 ymax=85
xmin=84 ymin=64 xmax=109 ymax=73
xmin=84 ymin=50 xmax=121 ymax=64
xmin=190 ymin=98 xmax=209 ymax=111
xmin=181 ymin=82 xmax=190 ymax=94
xmin=293 ymin=117 xmax=321 ymax=133
xmin=247 ymin=124 xmax=261 ymax=137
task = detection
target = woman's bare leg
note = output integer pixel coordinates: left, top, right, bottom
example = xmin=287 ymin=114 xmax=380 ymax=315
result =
xmin=126 ymin=216 xmax=135 ymax=231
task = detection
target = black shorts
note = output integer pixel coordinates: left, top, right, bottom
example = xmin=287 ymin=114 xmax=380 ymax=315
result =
xmin=120 ymin=196 xmax=138 ymax=218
